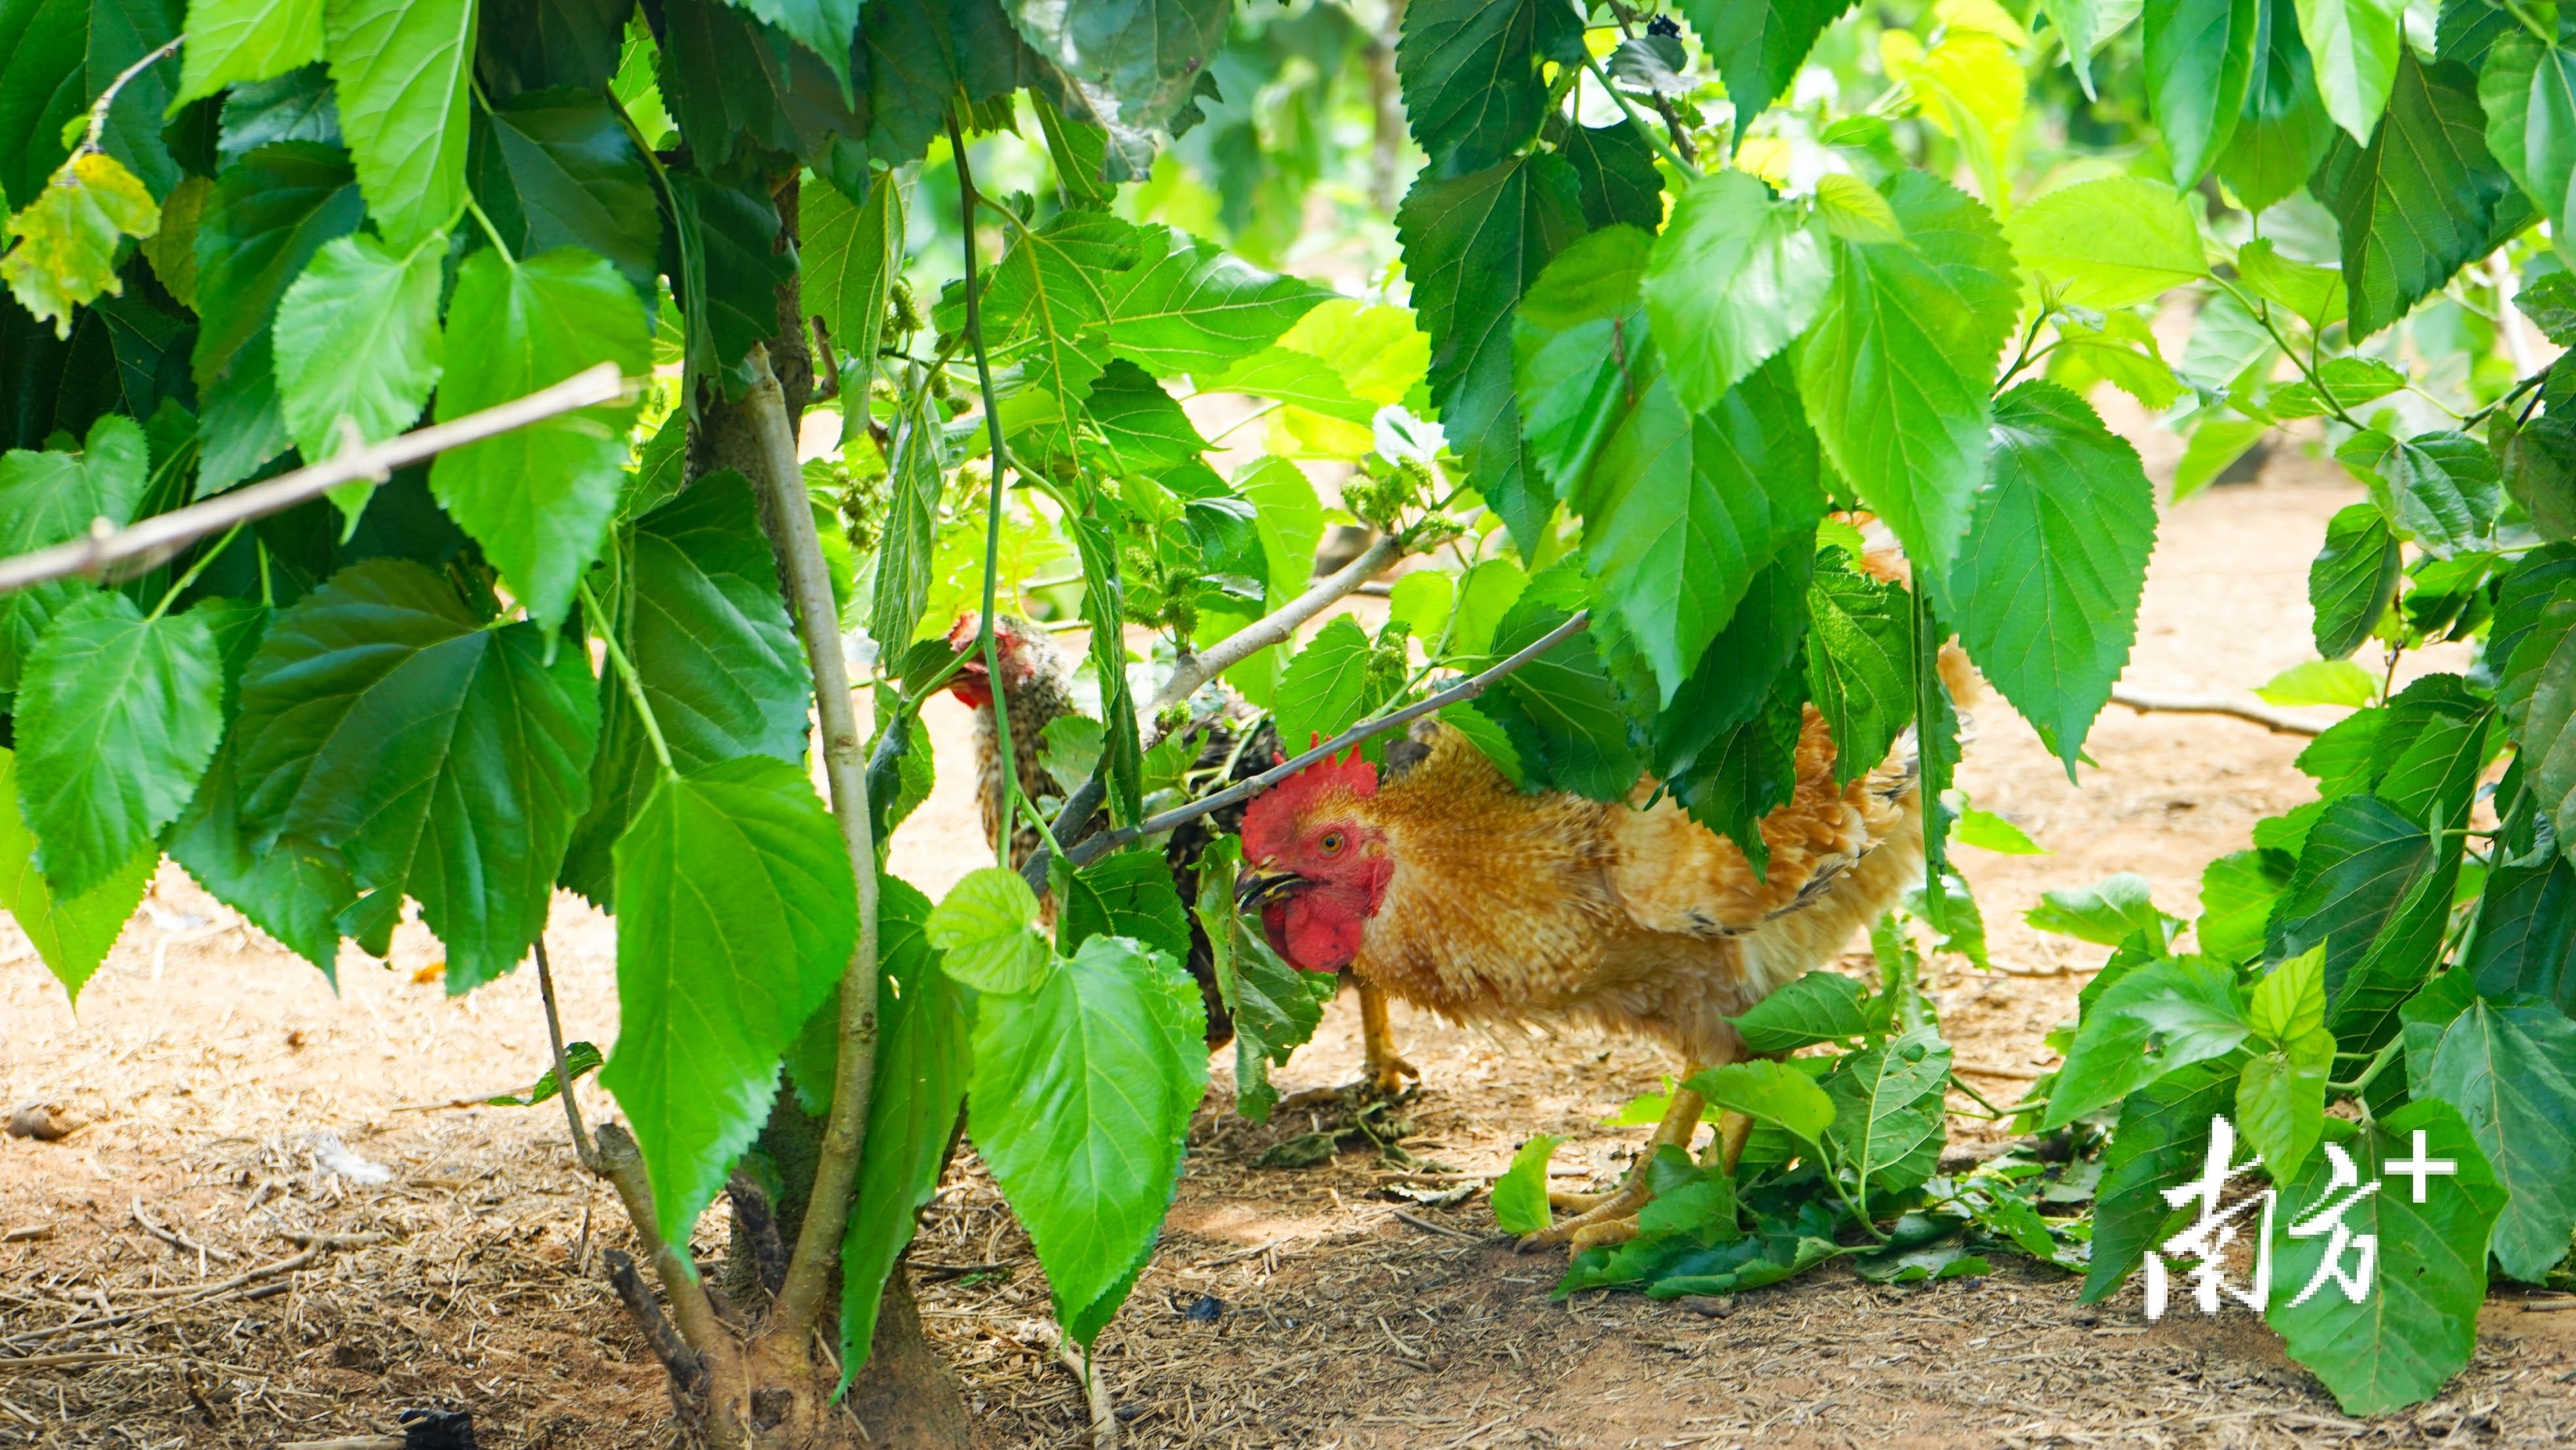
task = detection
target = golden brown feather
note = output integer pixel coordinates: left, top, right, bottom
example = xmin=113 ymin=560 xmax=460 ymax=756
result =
xmin=1341 ymin=709 xmax=1922 ymax=1067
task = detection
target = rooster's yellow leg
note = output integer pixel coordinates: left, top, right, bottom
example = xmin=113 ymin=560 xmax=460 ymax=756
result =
xmin=1357 ymin=978 xmax=1418 ymax=1097
xmin=1548 ymin=1112 xmax=1743 ymax=1232
xmin=1521 ymin=1069 xmax=1706 ymax=1250
xmin=1710 ymin=1107 xmax=1754 ymax=1174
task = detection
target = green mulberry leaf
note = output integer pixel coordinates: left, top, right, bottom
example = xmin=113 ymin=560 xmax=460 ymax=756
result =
xmin=0 ymin=745 xmax=152 ymax=1004
xmin=2313 ymin=50 xmax=2526 ymax=340
xmin=14 ymin=590 xmax=224 ymax=897
xmin=599 ymin=754 xmax=856 ymax=1259
xmin=428 ymin=246 xmax=647 ymax=628
xmin=969 ymin=932 xmax=1207 ymax=1343
xmin=232 ymin=559 xmax=600 ymax=992
xmin=323 ymin=0 xmax=474 ymax=244
xmin=1794 ymin=171 xmax=2018 ymax=597
xmin=1953 ymin=381 xmax=2157 ymax=773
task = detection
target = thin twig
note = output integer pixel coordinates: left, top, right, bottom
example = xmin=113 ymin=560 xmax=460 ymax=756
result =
xmin=1054 ymin=609 xmax=1590 ymax=874
xmin=948 ymin=118 xmax=1028 ymax=872
xmin=1391 ymin=1209 xmax=1485 ymax=1242
xmin=1952 ymin=1063 xmax=2045 ymax=1082
xmin=0 ymin=1353 xmax=142 ymax=1373
xmin=129 ymin=1199 xmax=235 ymax=1264
xmin=2107 ymin=686 xmax=2329 ymax=737
xmin=3 ymin=1235 xmax=384 ymax=1346
xmin=603 ymin=1247 xmax=707 ymax=1396
xmin=0 ymin=363 xmax=627 ymax=596
xmin=738 ymin=344 xmax=883 ymax=1347
xmin=532 ymin=937 xmax=596 ymax=1173
xmin=1146 ymin=535 xmax=1406 ymax=724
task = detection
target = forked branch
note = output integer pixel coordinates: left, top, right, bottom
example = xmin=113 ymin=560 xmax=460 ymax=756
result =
xmin=1143 ymin=533 xmax=1406 ymax=723
xmin=1020 ymin=532 xmax=1408 ymax=891
xmin=1052 ymin=609 xmax=1592 ymax=874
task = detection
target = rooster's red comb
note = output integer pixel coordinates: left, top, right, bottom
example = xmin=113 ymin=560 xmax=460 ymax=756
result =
xmin=1243 ymin=745 xmax=1378 ymax=858
xmin=946 ymin=613 xmax=1022 ymax=650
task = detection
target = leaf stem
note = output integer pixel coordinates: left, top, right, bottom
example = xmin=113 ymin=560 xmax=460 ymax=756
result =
xmin=463 ymin=196 xmax=516 ymax=267
xmin=1016 ymin=792 xmax=1067 ymax=863
xmin=1579 ymin=53 xmax=1700 ymax=179
xmin=1995 ymin=302 xmax=2056 ymax=391
xmin=1948 ymin=1070 xmax=2009 ymax=1118
xmin=2211 ymin=277 xmax=2366 ymax=432
xmin=579 ymin=576 xmax=673 ymax=774
xmin=1202 ymin=400 xmax=1284 ymax=446
xmin=2327 ymin=1034 xmax=2403 ymax=1098
xmin=950 ymin=116 xmax=1028 ymax=874
xmin=145 ymin=522 xmax=240 ymax=621
xmin=78 ymin=35 xmax=184 ymax=156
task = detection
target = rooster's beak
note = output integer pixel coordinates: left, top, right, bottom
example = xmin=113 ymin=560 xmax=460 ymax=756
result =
xmin=1236 ymin=867 xmax=1304 ymax=911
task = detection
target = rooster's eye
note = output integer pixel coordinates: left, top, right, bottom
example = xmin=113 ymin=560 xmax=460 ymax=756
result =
xmin=1319 ymin=831 xmax=1346 ymax=855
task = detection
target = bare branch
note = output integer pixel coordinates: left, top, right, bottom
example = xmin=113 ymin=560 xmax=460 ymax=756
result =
xmin=604 ymin=1248 xmax=707 ymax=1397
xmin=0 ymin=362 xmax=628 ymax=597
xmin=592 ymin=1124 xmax=733 ymax=1368
xmin=738 ymin=344 xmax=884 ymax=1346
xmin=1021 ymin=533 xmax=1408 ymax=891
xmin=532 ymin=936 xmax=597 ymax=1173
xmin=1143 ymin=534 xmax=1405 ymax=723
xmin=79 ymin=36 xmax=185 ymax=156
xmin=2107 ymin=686 xmax=2327 ymax=737
xmin=1056 ymin=609 xmax=1590 ymax=873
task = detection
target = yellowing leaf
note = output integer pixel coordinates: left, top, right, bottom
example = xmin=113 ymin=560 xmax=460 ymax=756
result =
xmin=1938 ymin=0 xmax=2033 ymax=43
xmin=1 ymin=152 xmax=161 ymax=338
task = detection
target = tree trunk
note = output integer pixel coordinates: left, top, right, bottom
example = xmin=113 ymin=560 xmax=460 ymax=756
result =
xmin=641 ymin=168 xmax=975 ymax=1450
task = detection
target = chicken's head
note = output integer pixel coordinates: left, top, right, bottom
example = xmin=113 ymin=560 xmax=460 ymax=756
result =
xmin=1238 ymin=748 xmax=1393 ymax=973
xmin=942 ymin=613 xmax=1036 ymax=711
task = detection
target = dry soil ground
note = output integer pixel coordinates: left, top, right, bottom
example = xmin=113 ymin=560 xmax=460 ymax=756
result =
xmin=5 ymin=439 xmax=2576 ymax=1449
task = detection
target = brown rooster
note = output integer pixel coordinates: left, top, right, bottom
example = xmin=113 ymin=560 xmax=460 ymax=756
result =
xmin=1237 ymin=700 xmax=1933 ymax=1248
xmin=941 ymin=614 xmax=1417 ymax=1092
xmin=942 ymin=614 xmax=1080 ymax=870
